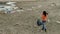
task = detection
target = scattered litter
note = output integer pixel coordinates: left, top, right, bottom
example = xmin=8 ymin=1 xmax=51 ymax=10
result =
xmin=56 ymin=21 xmax=60 ymax=23
xmin=6 ymin=2 xmax=16 ymax=4
xmin=6 ymin=2 xmax=16 ymax=6
xmin=0 ymin=2 xmax=18 ymax=14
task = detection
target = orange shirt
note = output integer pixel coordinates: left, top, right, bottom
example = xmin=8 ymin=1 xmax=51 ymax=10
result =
xmin=41 ymin=14 xmax=47 ymax=21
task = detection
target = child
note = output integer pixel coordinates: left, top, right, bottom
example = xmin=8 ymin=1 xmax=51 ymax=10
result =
xmin=41 ymin=11 xmax=48 ymax=32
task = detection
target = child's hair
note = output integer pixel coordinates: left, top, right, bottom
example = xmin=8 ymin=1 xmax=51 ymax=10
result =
xmin=43 ymin=11 xmax=48 ymax=16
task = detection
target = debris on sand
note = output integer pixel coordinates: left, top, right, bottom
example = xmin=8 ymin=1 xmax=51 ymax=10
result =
xmin=56 ymin=21 xmax=60 ymax=23
xmin=6 ymin=2 xmax=16 ymax=4
xmin=0 ymin=2 xmax=18 ymax=14
xmin=13 ymin=7 xmax=18 ymax=9
xmin=6 ymin=2 xmax=16 ymax=7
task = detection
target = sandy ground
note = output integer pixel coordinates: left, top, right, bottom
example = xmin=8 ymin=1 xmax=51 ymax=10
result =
xmin=0 ymin=0 xmax=60 ymax=34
